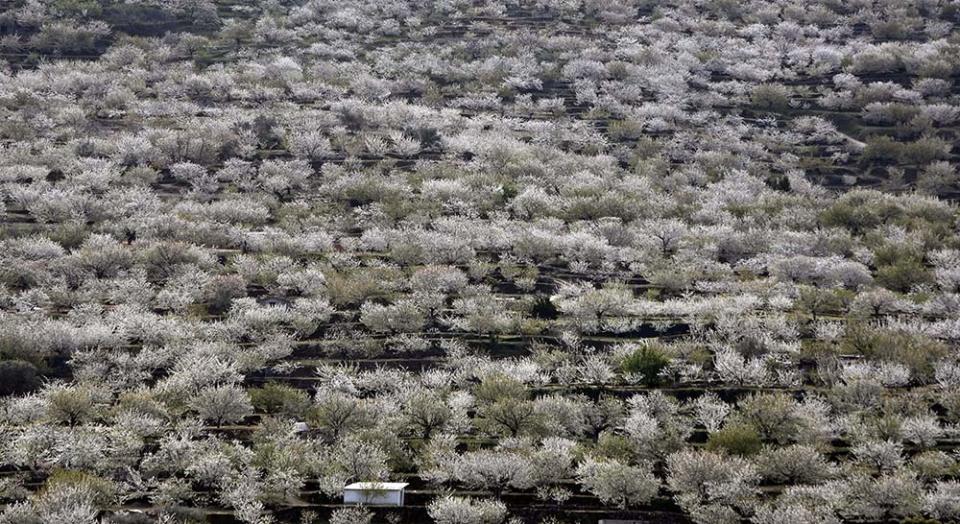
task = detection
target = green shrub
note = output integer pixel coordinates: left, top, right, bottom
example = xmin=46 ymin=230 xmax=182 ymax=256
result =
xmin=876 ymin=258 xmax=933 ymax=292
xmin=0 ymin=360 xmax=40 ymax=396
xmin=899 ymin=137 xmax=949 ymax=164
xmin=51 ymin=0 xmax=103 ymax=18
xmin=864 ymin=103 xmax=921 ymax=125
xmin=842 ymin=323 xmax=948 ymax=380
xmin=705 ymin=423 xmax=763 ymax=456
xmin=862 ymin=135 xmax=901 ymax=163
xmin=940 ymin=389 xmax=960 ymax=424
xmin=249 ymin=382 xmax=310 ymax=417
xmin=819 ymin=190 xmax=900 ymax=234
xmin=326 ymin=268 xmax=401 ymax=307
xmin=620 ymin=344 xmax=671 ymax=386
xmin=872 ymin=243 xmax=921 ymax=268
xmin=819 ymin=188 xmax=954 ymax=237
xmin=735 ymin=393 xmax=805 ymax=445
xmin=900 ymin=518 xmax=943 ymax=524
xmin=607 ymin=119 xmax=644 ymax=140
xmin=764 ymin=174 xmax=791 ymax=192
xmin=593 ymin=432 xmax=638 ymax=462
xmin=203 ymin=274 xmax=247 ymax=313
xmin=909 ymin=450 xmax=956 ymax=480
xmin=870 ymin=20 xmax=912 ymax=41
xmin=797 ymin=286 xmax=852 ymax=321
xmin=862 ymin=135 xmax=949 ymax=165
xmin=751 ymin=84 xmax=790 ymax=111
xmin=474 ymin=374 xmax=528 ymax=403
xmin=42 ymin=470 xmax=117 ymax=507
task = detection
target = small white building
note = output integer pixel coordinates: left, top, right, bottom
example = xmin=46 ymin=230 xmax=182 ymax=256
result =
xmin=343 ymin=482 xmax=409 ymax=507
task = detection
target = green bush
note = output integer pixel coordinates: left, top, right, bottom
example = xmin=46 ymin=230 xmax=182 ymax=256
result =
xmin=861 ymin=135 xmax=901 ymax=163
xmin=51 ymin=0 xmax=103 ymax=18
xmin=819 ymin=190 xmax=899 ymax=234
xmin=750 ymin=84 xmax=790 ymax=111
xmin=797 ymin=286 xmax=852 ymax=321
xmin=870 ymin=20 xmax=913 ymax=41
xmin=842 ymin=323 xmax=948 ymax=380
xmin=872 ymin=243 xmax=921 ymax=268
xmin=326 ymin=268 xmax=402 ymax=307
xmin=899 ymin=137 xmax=949 ymax=164
xmin=0 ymin=360 xmax=40 ymax=396
xmin=620 ymin=344 xmax=671 ymax=386
xmin=43 ymin=469 xmax=117 ymax=507
xmin=876 ymin=258 xmax=933 ymax=292
xmin=819 ymin=188 xmax=954 ymax=236
xmin=607 ymin=119 xmax=644 ymax=140
xmin=705 ymin=423 xmax=763 ymax=456
xmin=764 ymin=174 xmax=791 ymax=192
xmin=593 ymin=432 xmax=638 ymax=462
xmin=900 ymin=518 xmax=943 ymax=524
xmin=249 ymin=382 xmax=310 ymax=417
xmin=862 ymin=135 xmax=949 ymax=165
xmin=474 ymin=374 xmax=528 ymax=403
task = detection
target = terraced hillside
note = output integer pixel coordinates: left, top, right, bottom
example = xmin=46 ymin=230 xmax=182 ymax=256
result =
xmin=1 ymin=0 xmax=960 ymax=523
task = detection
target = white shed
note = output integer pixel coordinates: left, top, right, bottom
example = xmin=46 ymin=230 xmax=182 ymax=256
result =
xmin=343 ymin=482 xmax=409 ymax=506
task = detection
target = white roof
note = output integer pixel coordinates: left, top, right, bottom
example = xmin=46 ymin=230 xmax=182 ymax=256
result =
xmin=344 ymin=482 xmax=409 ymax=491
